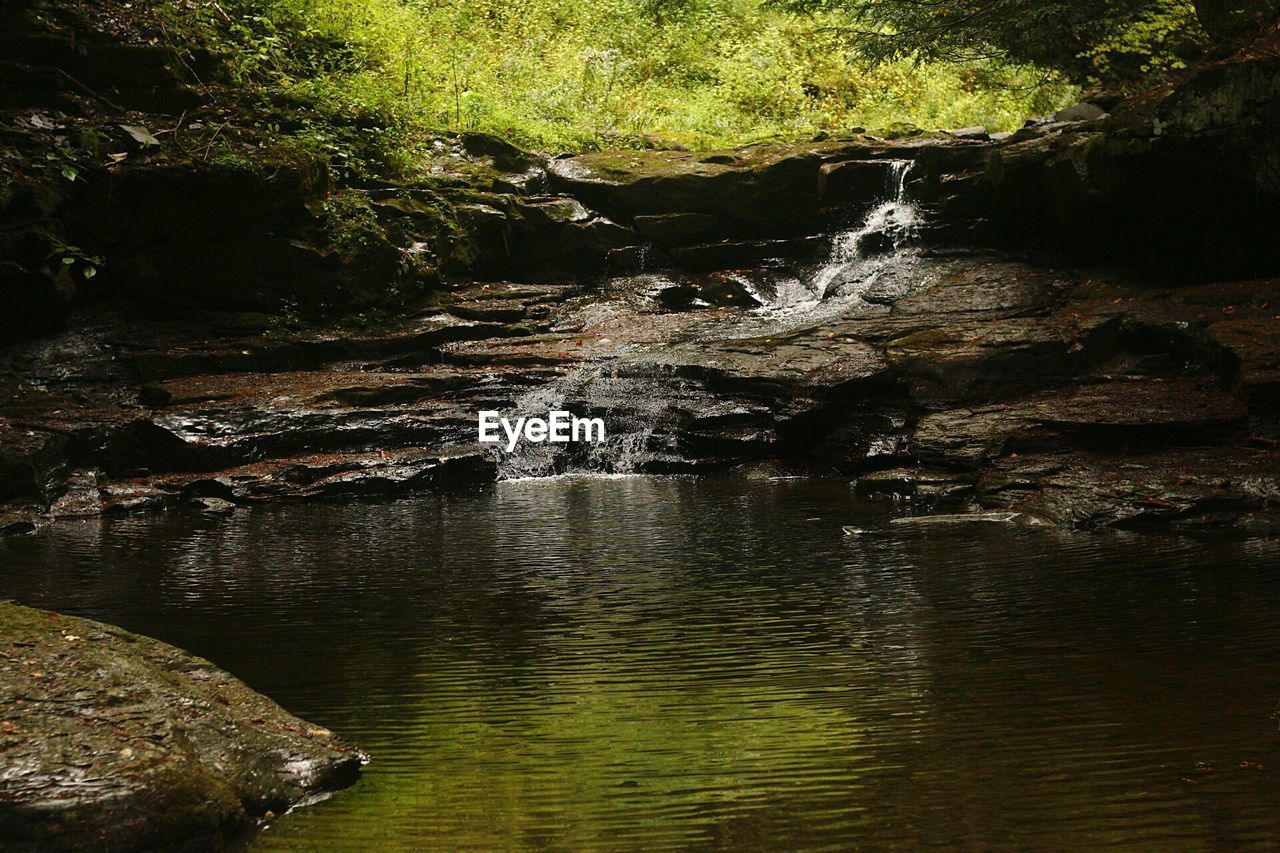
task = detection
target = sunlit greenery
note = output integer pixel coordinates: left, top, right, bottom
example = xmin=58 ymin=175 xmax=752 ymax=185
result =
xmin=1080 ymin=0 xmax=1207 ymax=81
xmin=768 ymin=0 xmax=1211 ymax=84
xmin=163 ymin=0 xmax=1077 ymax=153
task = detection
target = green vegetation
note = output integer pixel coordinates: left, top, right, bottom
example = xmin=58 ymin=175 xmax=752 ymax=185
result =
xmin=158 ymin=0 xmax=1077 ymax=155
xmin=768 ymin=0 xmax=1223 ymax=85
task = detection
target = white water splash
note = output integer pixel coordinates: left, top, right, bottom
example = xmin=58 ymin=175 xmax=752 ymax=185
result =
xmin=812 ymin=159 xmax=919 ymax=300
xmin=494 ymin=365 xmax=676 ymax=480
xmin=732 ymin=272 xmax=813 ymax=311
xmin=491 ymin=161 xmax=927 ymax=480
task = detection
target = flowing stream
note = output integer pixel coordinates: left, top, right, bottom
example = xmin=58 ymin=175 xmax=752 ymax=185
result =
xmin=492 ymin=159 xmax=928 ymax=479
xmin=494 ymin=369 xmax=677 ymax=479
xmin=726 ymin=158 xmax=922 ymax=315
xmin=812 ymin=159 xmax=919 ymax=301
xmin=2 ymin=478 xmax=1279 ymax=849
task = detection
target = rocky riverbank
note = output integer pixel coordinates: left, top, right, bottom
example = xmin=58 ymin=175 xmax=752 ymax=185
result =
xmin=0 ymin=602 xmax=366 ymax=850
xmin=4 ymin=237 xmax=1277 ymax=534
xmin=3 ymin=1 xmax=1279 ymax=537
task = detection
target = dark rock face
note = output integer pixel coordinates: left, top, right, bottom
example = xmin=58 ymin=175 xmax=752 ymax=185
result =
xmin=538 ymin=42 xmax=1280 ymax=278
xmin=1210 ymin=317 xmax=1280 ymax=413
xmin=916 ymin=45 xmax=1280 ymax=274
xmin=913 ymin=379 xmax=1248 ymax=469
xmin=0 ymin=306 xmax=506 ymax=519
xmin=0 ymin=602 xmax=367 ymax=851
xmin=633 ymin=212 xmax=722 ymax=245
xmin=3 ymin=248 xmax=1279 ymax=533
xmin=75 ymin=160 xmax=341 ymax=311
xmin=978 ymin=446 xmax=1280 ymax=530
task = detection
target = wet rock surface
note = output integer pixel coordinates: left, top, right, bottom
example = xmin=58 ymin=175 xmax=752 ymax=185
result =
xmin=2 ymin=244 xmax=1277 ymax=532
xmin=0 ymin=602 xmax=367 ymax=851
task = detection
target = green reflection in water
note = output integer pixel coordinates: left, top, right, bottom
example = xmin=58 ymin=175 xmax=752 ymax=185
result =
xmin=2 ymin=477 xmax=1279 ymax=849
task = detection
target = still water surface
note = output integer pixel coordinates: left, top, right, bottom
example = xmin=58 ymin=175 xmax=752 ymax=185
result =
xmin=3 ymin=477 xmax=1280 ymax=849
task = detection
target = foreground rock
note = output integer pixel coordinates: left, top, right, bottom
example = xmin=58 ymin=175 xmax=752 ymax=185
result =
xmin=0 ymin=602 xmax=366 ymax=850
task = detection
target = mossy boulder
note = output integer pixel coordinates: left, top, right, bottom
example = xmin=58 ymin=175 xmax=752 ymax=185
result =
xmin=546 ymin=138 xmax=895 ymax=240
xmin=0 ymin=603 xmax=366 ymax=851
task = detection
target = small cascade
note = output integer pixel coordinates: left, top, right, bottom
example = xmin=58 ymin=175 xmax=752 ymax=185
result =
xmin=812 ymin=159 xmax=920 ymax=300
xmin=494 ymin=365 xmax=677 ymax=480
xmin=491 ymin=159 xmax=930 ymax=482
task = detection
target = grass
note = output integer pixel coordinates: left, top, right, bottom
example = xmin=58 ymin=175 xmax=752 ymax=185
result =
xmin=157 ymin=0 xmax=1078 ymax=157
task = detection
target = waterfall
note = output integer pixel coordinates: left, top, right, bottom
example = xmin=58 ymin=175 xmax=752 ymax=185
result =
xmin=490 ymin=159 xmax=926 ymax=481
xmin=812 ymin=159 xmax=919 ymax=300
xmin=493 ymin=365 xmax=676 ymax=480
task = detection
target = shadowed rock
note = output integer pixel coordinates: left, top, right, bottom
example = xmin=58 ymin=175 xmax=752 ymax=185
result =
xmin=0 ymin=603 xmax=367 ymax=851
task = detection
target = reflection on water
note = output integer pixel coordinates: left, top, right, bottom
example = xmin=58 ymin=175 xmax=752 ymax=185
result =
xmin=3 ymin=477 xmax=1280 ymax=849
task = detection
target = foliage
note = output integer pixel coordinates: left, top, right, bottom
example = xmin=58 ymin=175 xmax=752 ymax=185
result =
xmin=317 ymin=191 xmax=384 ymax=258
xmin=48 ymin=243 xmax=105 ymax=281
xmin=1082 ymin=1 xmax=1208 ymax=81
xmin=767 ymin=0 xmax=1211 ymax=86
xmin=154 ymin=0 xmax=1077 ymax=154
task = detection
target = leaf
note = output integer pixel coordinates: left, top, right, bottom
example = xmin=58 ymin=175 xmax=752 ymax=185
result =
xmin=29 ymin=113 xmax=58 ymax=130
xmin=119 ymin=124 xmax=160 ymax=147
xmin=83 ymin=265 xmax=97 ymax=279
xmin=61 ymin=166 xmax=78 ymax=182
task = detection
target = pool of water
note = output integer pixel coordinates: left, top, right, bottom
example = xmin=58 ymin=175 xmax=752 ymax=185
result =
xmin=3 ymin=477 xmax=1280 ymax=849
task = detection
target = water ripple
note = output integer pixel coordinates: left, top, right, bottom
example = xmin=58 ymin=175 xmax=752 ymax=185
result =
xmin=2 ymin=477 xmax=1279 ymax=849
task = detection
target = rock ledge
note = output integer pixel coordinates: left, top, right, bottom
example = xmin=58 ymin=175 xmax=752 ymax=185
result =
xmin=0 ymin=602 xmax=366 ymax=851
